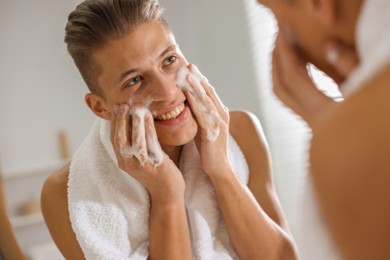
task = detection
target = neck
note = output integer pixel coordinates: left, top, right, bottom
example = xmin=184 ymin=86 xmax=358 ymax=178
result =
xmin=161 ymin=144 xmax=183 ymax=167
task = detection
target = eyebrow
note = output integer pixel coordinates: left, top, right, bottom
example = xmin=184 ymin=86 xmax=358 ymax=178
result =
xmin=114 ymin=44 xmax=176 ymax=86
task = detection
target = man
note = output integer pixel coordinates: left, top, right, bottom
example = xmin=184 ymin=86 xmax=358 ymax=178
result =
xmin=41 ymin=0 xmax=298 ymax=259
xmin=257 ymin=0 xmax=390 ymax=259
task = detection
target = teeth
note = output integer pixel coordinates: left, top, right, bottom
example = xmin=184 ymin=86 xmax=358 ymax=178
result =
xmin=156 ymin=103 xmax=185 ymax=121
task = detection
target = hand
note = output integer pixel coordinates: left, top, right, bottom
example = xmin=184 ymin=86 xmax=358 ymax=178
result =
xmin=324 ymin=40 xmax=359 ymax=80
xmin=110 ymin=104 xmax=185 ymax=204
xmin=272 ymin=31 xmax=335 ymax=128
xmin=183 ymin=64 xmax=232 ymax=177
xmin=272 ymin=30 xmax=359 ymax=128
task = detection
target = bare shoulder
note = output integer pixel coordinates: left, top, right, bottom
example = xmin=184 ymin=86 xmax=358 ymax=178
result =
xmin=229 ymin=110 xmax=270 ymax=167
xmin=42 ymin=163 xmax=70 ymax=195
xmin=229 ymin=110 xmax=272 ymax=181
xmin=41 ymin=162 xmax=85 ymax=259
xmin=41 ymin=163 xmax=70 ymax=215
xmin=311 ymin=63 xmax=390 ymax=182
xmin=310 ymin=64 xmax=390 ymax=259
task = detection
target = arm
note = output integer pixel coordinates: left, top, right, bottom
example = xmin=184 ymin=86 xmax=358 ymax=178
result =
xmin=41 ymin=163 xmax=86 ymax=260
xmin=42 ymin=107 xmax=192 ymax=259
xmin=214 ymin=110 xmax=297 ymax=260
xmin=183 ymin=65 xmax=297 ymax=259
xmin=149 ymin=196 xmax=189 ymax=260
xmin=310 ymin=64 xmax=390 ymax=260
xmin=42 ymin=158 xmax=190 ymax=260
xmin=111 ymin=104 xmax=191 ymax=260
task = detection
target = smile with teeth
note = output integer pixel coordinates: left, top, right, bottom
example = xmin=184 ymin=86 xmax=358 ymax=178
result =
xmin=155 ymin=103 xmax=185 ymax=121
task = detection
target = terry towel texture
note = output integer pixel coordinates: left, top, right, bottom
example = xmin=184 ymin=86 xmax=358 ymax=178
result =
xmin=301 ymin=1 xmax=390 ymax=259
xmin=68 ymin=119 xmax=249 ymax=259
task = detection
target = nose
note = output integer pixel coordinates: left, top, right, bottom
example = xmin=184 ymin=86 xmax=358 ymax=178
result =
xmin=149 ymin=73 xmax=178 ymax=102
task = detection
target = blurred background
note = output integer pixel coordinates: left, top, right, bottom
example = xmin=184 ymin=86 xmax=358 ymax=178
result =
xmin=0 ymin=0 xmax=340 ymax=259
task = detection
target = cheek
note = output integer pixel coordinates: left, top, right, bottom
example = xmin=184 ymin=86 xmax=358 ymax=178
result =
xmin=109 ymin=91 xmax=137 ymax=107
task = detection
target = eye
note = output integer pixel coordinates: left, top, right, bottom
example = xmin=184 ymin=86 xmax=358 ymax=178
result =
xmin=164 ymin=55 xmax=177 ymax=65
xmin=125 ymin=76 xmax=142 ymax=88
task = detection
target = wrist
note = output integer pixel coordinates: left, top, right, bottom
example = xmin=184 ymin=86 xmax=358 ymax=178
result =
xmin=149 ymin=186 xmax=185 ymax=207
xmin=150 ymin=194 xmax=186 ymax=211
xmin=207 ymin=164 xmax=237 ymax=184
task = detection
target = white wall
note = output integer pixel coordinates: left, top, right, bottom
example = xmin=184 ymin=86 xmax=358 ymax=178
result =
xmin=0 ymin=0 xmax=95 ymax=173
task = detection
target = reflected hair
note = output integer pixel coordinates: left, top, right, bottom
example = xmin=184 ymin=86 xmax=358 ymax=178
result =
xmin=65 ymin=0 xmax=168 ymax=95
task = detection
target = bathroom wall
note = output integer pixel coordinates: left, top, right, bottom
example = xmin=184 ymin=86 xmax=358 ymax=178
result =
xmin=0 ymin=0 xmax=95 ymax=173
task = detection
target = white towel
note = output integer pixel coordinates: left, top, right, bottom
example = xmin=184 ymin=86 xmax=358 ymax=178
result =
xmin=68 ymin=118 xmax=249 ymax=260
xmin=341 ymin=0 xmax=390 ymax=96
xmin=300 ymin=3 xmax=390 ymax=259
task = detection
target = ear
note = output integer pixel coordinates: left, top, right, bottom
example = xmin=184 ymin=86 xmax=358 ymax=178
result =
xmin=310 ymin=0 xmax=336 ymax=28
xmin=85 ymin=93 xmax=111 ymax=120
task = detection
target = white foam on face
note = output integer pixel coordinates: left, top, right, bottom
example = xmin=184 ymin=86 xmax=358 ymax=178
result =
xmin=120 ymin=104 xmax=163 ymax=167
xmin=176 ymin=66 xmax=220 ymax=142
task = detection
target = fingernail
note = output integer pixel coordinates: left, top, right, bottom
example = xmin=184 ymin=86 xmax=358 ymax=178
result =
xmin=113 ymin=105 xmax=119 ymax=115
xmin=188 ymin=75 xmax=195 ymax=84
xmin=326 ymin=43 xmax=340 ymax=64
xmin=119 ymin=104 xmax=126 ymax=114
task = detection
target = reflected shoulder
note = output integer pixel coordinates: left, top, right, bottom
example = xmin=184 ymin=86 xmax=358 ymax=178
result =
xmin=309 ymin=63 xmax=390 ymax=259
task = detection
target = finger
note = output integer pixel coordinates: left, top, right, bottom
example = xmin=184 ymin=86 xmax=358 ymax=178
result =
xmin=187 ymin=74 xmax=217 ymax=113
xmin=277 ymin=30 xmax=314 ymax=90
xmin=112 ymin=104 xmax=131 ymax=158
xmin=202 ymin=81 xmax=228 ymax=122
xmin=185 ymin=90 xmax=213 ymax=131
xmin=277 ymin=31 xmax=328 ymax=103
xmin=144 ymin=112 xmax=163 ymax=166
xmin=325 ymin=41 xmax=359 ymax=77
xmin=186 ymin=64 xmax=207 ymax=97
xmin=110 ymin=104 xmax=119 ymax=146
xmin=131 ymin=108 xmax=148 ymax=164
xmin=185 ymin=90 xmax=206 ymax=122
xmin=272 ymin=44 xmax=298 ymax=110
xmin=273 ymin=38 xmax=334 ymax=125
xmin=191 ymin=65 xmax=227 ymax=116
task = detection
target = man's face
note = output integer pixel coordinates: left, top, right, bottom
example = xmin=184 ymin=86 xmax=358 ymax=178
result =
xmin=92 ymin=22 xmax=198 ymax=148
xmin=257 ymin=0 xmax=341 ymax=80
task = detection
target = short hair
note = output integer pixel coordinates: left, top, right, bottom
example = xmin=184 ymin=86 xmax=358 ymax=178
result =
xmin=65 ymin=0 xmax=167 ymax=95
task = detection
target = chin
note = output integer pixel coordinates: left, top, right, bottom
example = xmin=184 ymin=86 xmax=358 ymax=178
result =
xmin=157 ymin=122 xmax=198 ymax=147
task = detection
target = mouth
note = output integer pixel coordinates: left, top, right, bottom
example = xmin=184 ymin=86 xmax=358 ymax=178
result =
xmin=154 ymin=101 xmax=187 ymax=121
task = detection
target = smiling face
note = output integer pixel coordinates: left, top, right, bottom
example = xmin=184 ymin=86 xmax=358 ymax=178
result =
xmin=86 ymin=22 xmax=198 ymax=149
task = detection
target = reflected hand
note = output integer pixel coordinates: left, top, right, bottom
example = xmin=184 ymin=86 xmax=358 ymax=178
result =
xmin=272 ymin=29 xmax=360 ymax=128
xmin=324 ymin=40 xmax=359 ymax=80
xmin=272 ymin=31 xmax=335 ymax=128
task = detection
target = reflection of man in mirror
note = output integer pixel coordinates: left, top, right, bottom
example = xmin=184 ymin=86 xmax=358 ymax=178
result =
xmin=40 ymin=0 xmax=298 ymax=259
xmin=258 ymin=0 xmax=390 ymax=259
